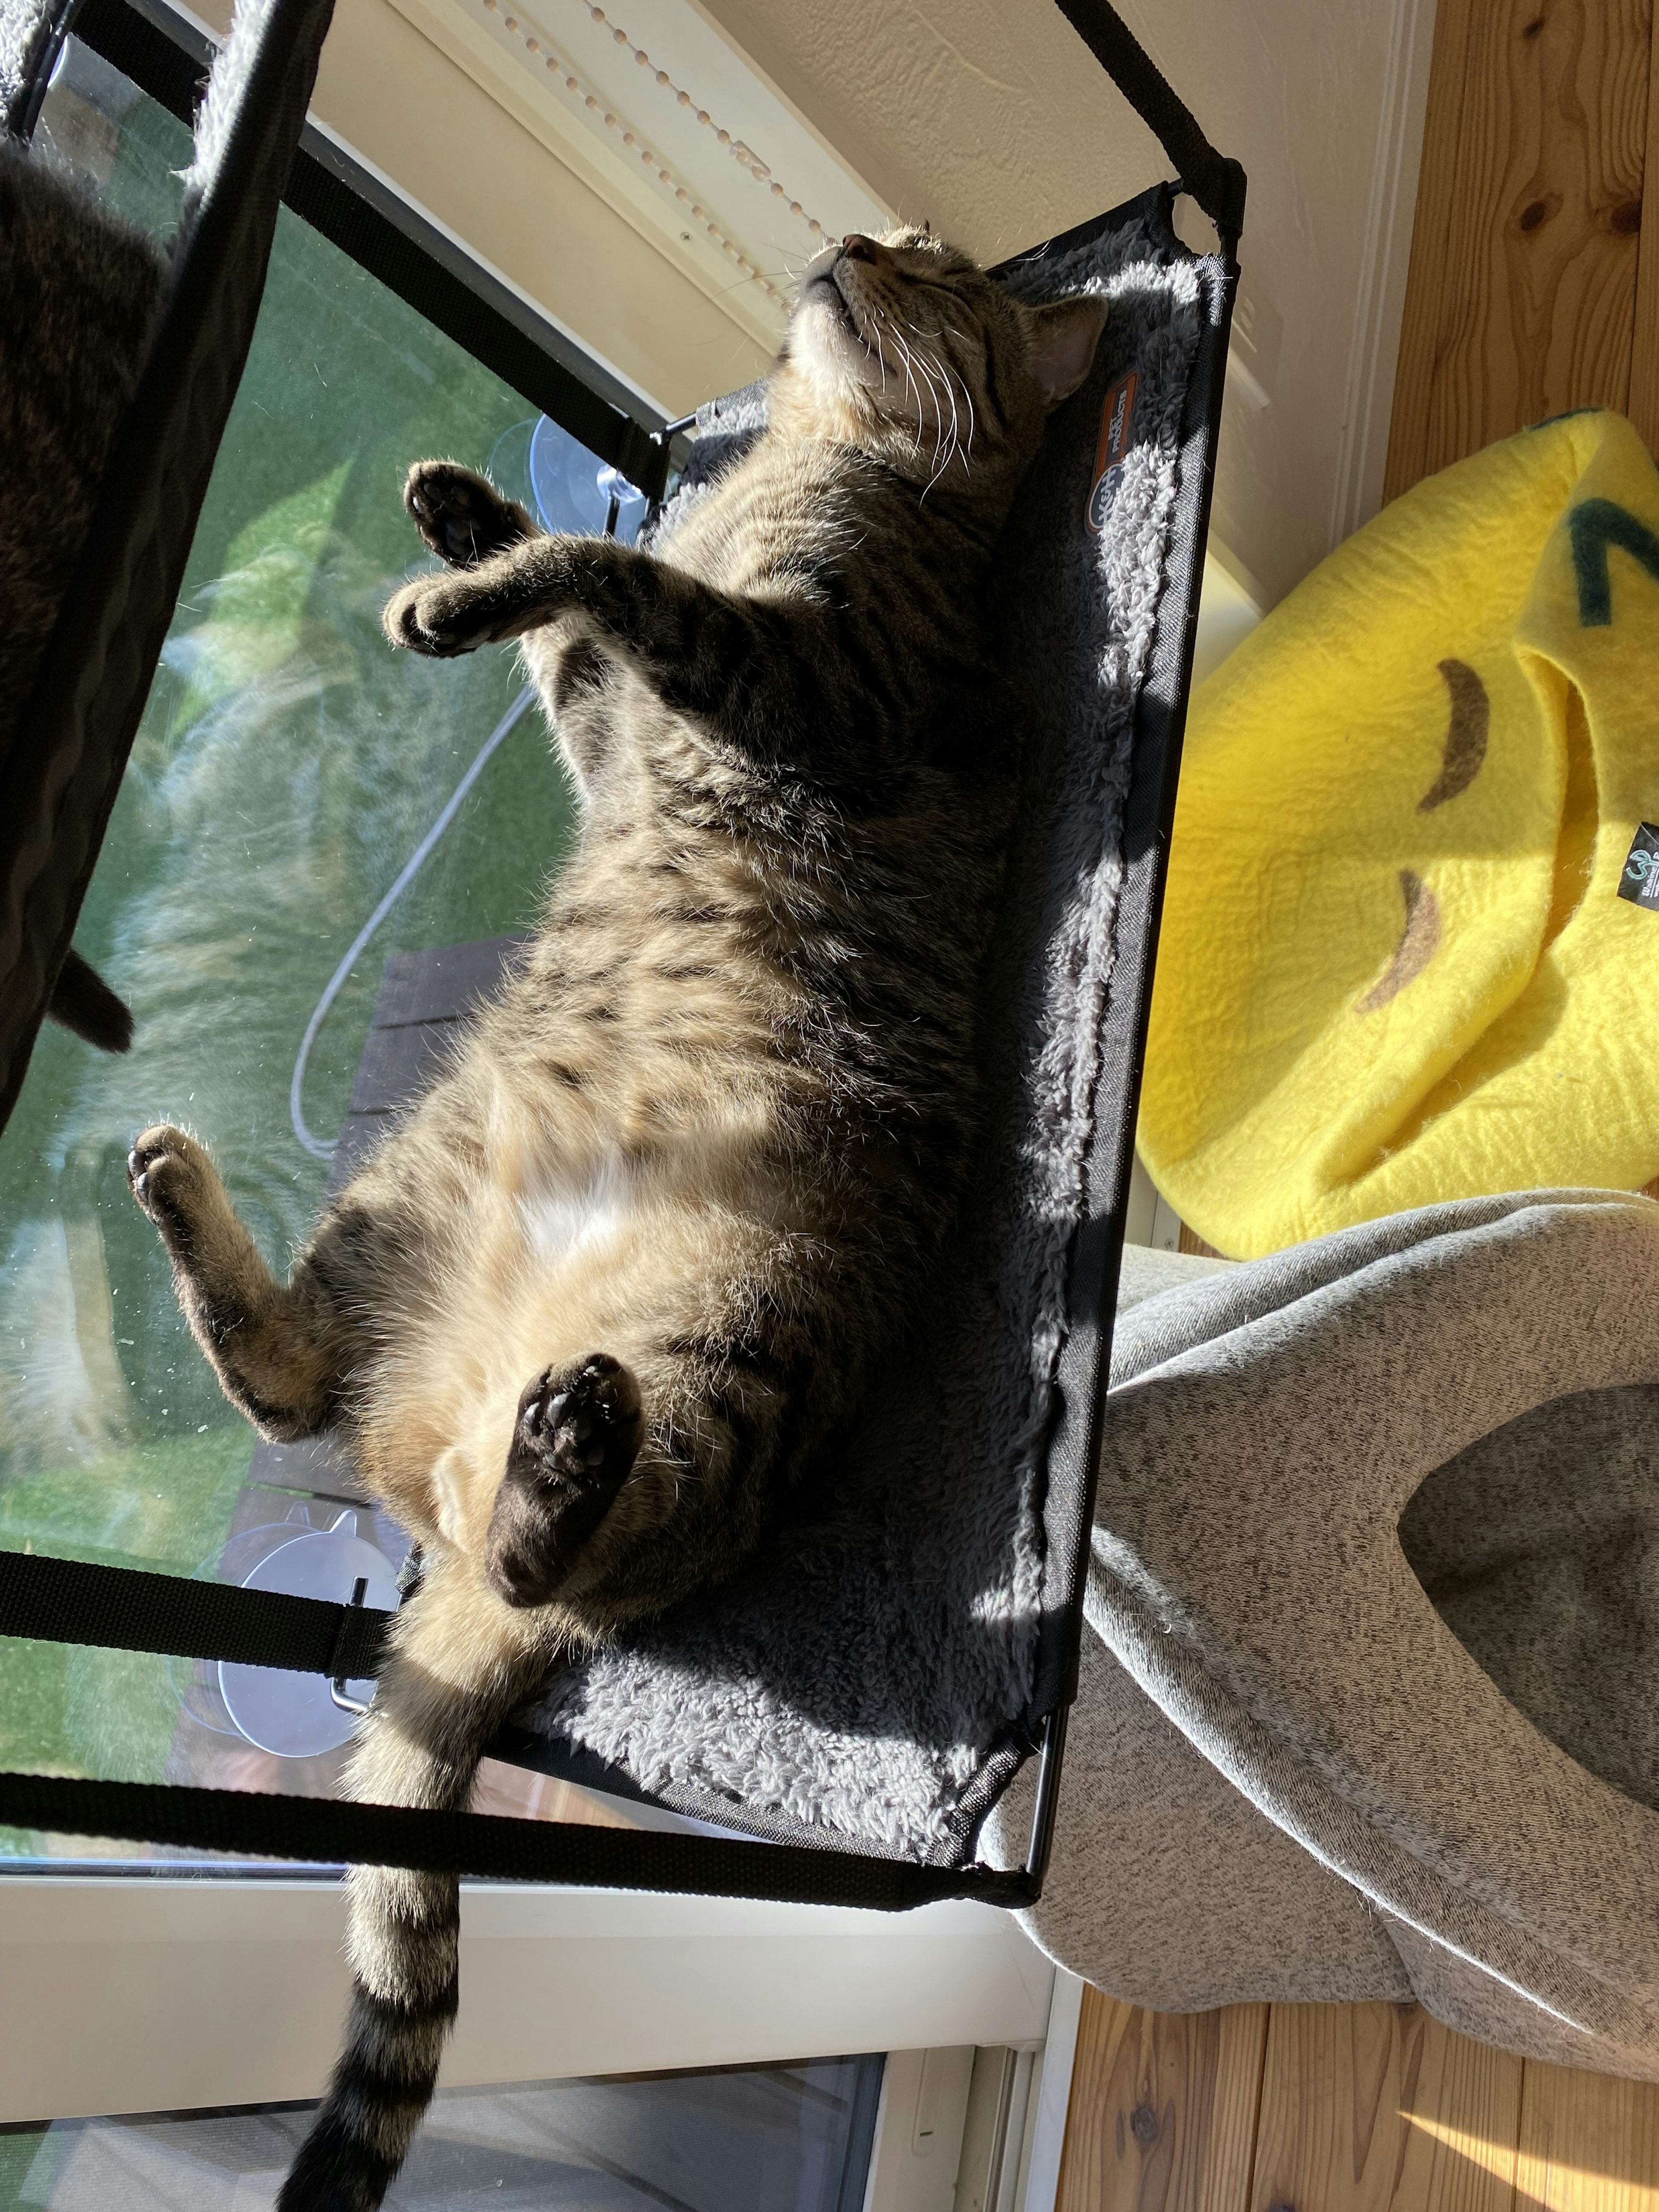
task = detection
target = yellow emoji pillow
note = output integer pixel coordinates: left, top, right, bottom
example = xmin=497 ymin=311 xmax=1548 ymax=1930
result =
xmin=1138 ymin=410 xmax=1659 ymax=1258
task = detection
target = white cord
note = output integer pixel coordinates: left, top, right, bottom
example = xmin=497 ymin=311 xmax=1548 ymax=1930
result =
xmin=289 ymin=686 xmax=537 ymax=1160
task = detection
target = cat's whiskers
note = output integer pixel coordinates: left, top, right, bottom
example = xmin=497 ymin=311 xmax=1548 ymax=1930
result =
xmin=921 ymin=340 xmax=967 ymax=483
xmin=907 ymin=334 xmax=949 ymax=446
xmin=838 ymin=288 xmax=885 ymax=386
xmin=931 ymin=326 xmax=978 ymax=468
xmin=880 ymin=311 xmax=952 ymax=481
xmin=912 ymin=324 xmax=973 ymax=480
xmin=862 ymin=309 xmax=888 ymax=397
xmin=956 ymin=364 xmax=978 ymax=467
xmin=899 ymin=331 xmax=958 ymax=494
xmin=882 ymin=320 xmax=929 ymax=453
xmin=931 ymin=351 xmax=963 ymax=481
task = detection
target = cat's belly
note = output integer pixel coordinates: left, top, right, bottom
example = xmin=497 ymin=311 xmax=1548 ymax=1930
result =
xmin=375 ymin=1167 xmax=642 ymax=1554
xmin=374 ymin=1136 xmax=774 ymax=1552
xmin=515 ymin=1152 xmax=637 ymax=1270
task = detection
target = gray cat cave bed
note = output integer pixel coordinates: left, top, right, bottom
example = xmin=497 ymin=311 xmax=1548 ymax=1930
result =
xmin=0 ymin=0 xmax=1246 ymax=1919
xmin=989 ymin=1190 xmax=1659 ymax=2079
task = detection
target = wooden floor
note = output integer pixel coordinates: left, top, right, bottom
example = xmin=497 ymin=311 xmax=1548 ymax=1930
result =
xmin=1056 ymin=1991 xmax=1659 ymax=2212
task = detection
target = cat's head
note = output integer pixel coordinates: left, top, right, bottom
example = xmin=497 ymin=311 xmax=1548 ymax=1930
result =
xmin=773 ymin=226 xmax=1107 ymax=490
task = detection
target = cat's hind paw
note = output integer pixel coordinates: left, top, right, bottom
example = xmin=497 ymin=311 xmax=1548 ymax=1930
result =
xmin=404 ymin=460 xmax=533 ymax=569
xmin=487 ymin=1353 xmax=643 ymax=1607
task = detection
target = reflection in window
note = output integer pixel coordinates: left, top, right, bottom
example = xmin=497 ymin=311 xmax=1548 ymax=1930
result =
xmin=1 ymin=41 xmax=632 ymax=1854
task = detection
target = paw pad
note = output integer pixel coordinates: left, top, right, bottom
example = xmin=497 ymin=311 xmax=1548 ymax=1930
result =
xmin=488 ymin=1354 xmax=643 ymax=1607
xmin=404 ymin=461 xmax=530 ymax=568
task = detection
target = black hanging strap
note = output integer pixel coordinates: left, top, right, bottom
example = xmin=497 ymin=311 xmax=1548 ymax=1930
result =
xmin=0 ymin=1770 xmax=1034 ymax=1907
xmin=0 ymin=1550 xmax=1027 ymax=1905
xmin=0 ymin=1549 xmax=391 ymax=1677
xmin=1051 ymin=0 xmax=1246 ymax=244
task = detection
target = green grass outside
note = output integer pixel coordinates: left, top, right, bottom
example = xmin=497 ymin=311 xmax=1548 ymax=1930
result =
xmin=0 ymin=1428 xmax=254 ymax=1780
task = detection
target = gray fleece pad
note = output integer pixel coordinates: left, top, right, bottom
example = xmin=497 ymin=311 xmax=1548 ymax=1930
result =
xmin=990 ymin=1190 xmax=1659 ymax=2078
xmin=0 ymin=0 xmax=51 ymax=127
xmin=516 ymin=188 xmax=1219 ymax=1864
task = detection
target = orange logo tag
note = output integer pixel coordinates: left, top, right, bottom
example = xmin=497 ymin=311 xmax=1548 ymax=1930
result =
xmin=1086 ymin=371 xmax=1138 ymax=534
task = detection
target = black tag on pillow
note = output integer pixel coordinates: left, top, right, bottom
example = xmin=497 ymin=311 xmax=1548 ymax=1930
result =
xmin=1620 ymin=823 xmax=1659 ymax=909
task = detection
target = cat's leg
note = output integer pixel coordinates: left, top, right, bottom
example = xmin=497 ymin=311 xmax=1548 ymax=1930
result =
xmin=277 ymin=1557 xmax=557 ymax=2212
xmin=48 ymin=947 xmax=133 ymax=1052
xmin=486 ymin=1352 xmax=644 ymax=1606
xmin=280 ymin=1265 xmax=861 ymax=2205
xmin=402 ymin=460 xmax=535 ymax=569
xmin=484 ymin=1246 xmax=858 ymax=1621
xmin=397 ymin=461 xmax=626 ymax=796
xmin=127 ymin=1125 xmax=350 ymax=1438
xmin=383 ymin=536 xmax=897 ymax=769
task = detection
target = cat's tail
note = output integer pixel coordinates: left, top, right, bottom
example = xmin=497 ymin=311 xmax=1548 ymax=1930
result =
xmin=277 ymin=1862 xmax=460 ymax=2212
xmin=277 ymin=1566 xmax=553 ymax=2212
xmin=48 ymin=948 xmax=133 ymax=1052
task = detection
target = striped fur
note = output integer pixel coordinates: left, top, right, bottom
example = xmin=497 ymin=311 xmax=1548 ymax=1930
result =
xmin=128 ymin=229 xmax=1104 ymax=2209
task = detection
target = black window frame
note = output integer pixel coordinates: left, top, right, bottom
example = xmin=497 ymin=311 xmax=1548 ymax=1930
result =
xmin=70 ymin=0 xmax=686 ymax=500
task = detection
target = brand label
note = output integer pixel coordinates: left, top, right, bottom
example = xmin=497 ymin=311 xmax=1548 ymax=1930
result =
xmin=1086 ymin=371 xmax=1138 ymax=534
xmin=1621 ymin=823 xmax=1659 ymax=909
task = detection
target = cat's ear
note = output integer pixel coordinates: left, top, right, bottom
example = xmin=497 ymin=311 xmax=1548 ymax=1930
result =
xmin=1022 ymin=295 xmax=1108 ymax=410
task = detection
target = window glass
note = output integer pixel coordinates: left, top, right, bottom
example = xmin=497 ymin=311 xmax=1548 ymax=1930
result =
xmin=0 ymin=2054 xmax=885 ymax=2212
xmin=1 ymin=41 xmax=637 ymax=1858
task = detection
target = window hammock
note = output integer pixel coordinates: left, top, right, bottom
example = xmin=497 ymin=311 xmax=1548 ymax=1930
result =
xmin=0 ymin=0 xmax=1244 ymax=1913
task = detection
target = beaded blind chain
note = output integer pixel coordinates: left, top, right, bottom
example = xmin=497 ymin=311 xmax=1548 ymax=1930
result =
xmin=480 ymin=0 xmax=834 ymax=309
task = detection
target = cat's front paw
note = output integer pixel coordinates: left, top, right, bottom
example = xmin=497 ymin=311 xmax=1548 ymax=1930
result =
xmin=382 ymin=572 xmax=499 ymax=658
xmin=127 ymin=1124 xmax=216 ymax=1259
xmin=404 ymin=460 xmax=533 ymax=569
xmin=487 ymin=1353 xmax=643 ymax=1607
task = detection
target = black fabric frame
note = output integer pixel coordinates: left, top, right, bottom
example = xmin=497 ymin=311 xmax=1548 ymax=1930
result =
xmin=0 ymin=0 xmax=1244 ymax=1909
xmin=0 ymin=0 xmax=340 ymax=1126
xmin=1021 ymin=181 xmax=1241 ymax=1888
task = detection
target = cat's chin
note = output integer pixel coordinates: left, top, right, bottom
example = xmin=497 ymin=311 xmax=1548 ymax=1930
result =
xmin=790 ymin=288 xmax=880 ymax=391
xmin=810 ymin=267 xmax=861 ymax=335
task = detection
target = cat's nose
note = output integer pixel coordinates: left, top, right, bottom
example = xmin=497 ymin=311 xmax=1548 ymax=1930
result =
xmin=841 ymin=233 xmax=881 ymax=264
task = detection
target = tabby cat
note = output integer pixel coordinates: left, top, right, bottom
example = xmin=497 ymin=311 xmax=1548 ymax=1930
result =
xmin=1 ymin=136 xmax=162 ymax=1050
xmin=127 ymin=226 xmax=1104 ymax=2210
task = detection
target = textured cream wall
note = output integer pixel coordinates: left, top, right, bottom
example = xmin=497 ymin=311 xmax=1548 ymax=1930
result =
xmin=191 ymin=0 xmax=1429 ymax=598
xmin=693 ymin=0 xmax=1433 ymax=603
